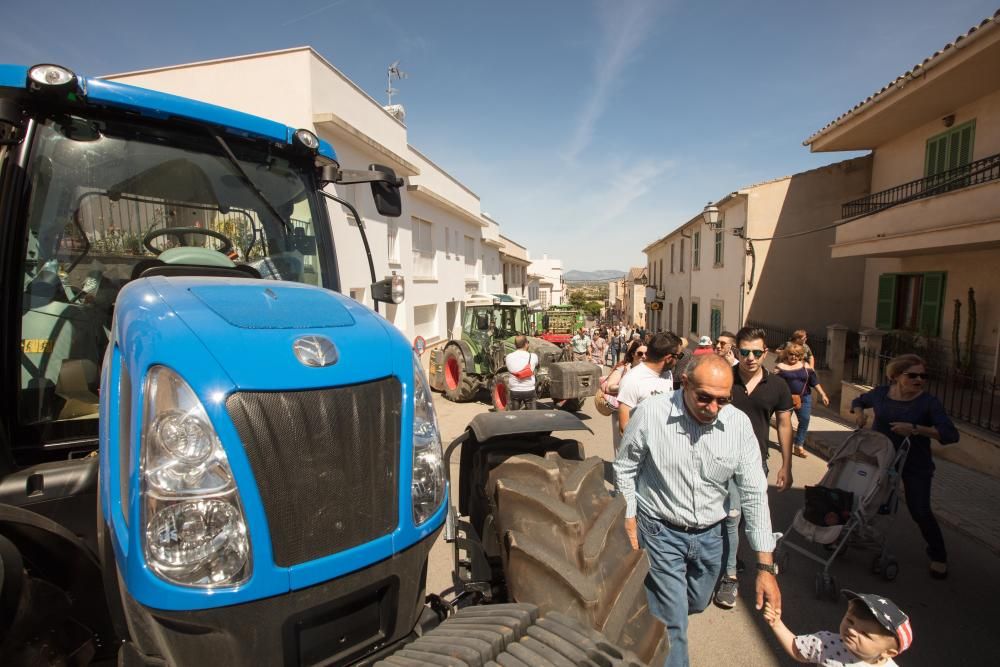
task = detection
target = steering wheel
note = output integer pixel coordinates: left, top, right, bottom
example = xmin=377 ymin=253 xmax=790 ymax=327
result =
xmin=142 ymin=226 xmax=235 ymax=256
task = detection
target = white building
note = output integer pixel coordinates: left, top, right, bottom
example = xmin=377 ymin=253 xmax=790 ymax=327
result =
xmin=104 ymin=47 xmax=503 ymax=346
xmin=528 ymin=255 xmax=565 ymax=308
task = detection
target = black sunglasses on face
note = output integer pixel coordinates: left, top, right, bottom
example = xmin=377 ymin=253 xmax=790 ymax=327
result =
xmin=903 ymin=372 xmax=929 ymax=380
xmin=694 ymin=391 xmax=731 ymax=406
xmin=738 ymin=349 xmax=765 ymax=359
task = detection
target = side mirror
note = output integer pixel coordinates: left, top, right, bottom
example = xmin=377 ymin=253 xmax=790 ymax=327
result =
xmin=369 ymin=163 xmax=402 ymax=217
xmin=371 ymin=274 xmax=404 ymax=304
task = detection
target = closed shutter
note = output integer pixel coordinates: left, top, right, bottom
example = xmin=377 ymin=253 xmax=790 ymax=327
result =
xmin=925 ymin=135 xmax=948 ymax=177
xmin=875 ymin=274 xmax=897 ymax=330
xmin=918 ymin=272 xmax=946 ymax=337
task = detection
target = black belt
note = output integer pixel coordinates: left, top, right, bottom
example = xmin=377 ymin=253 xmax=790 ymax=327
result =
xmin=658 ymin=518 xmax=723 ymax=534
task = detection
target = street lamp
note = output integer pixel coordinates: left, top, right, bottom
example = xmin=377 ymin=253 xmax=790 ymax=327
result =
xmin=702 ymin=202 xmax=722 ymax=229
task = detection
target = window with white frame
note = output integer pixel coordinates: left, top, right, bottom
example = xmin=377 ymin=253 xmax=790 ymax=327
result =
xmin=693 ymin=231 xmax=701 ymax=270
xmin=412 ymin=217 xmax=435 ymax=277
xmin=413 ymin=304 xmax=439 ymax=341
xmin=713 ymin=231 xmax=724 ymax=267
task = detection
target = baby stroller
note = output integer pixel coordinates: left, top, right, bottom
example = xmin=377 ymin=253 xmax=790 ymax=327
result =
xmin=775 ymin=429 xmax=911 ymax=600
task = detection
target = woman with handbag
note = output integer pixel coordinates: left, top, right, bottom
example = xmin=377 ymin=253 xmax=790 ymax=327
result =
xmin=775 ymin=342 xmax=830 ymax=458
xmin=599 ymin=340 xmax=645 ymax=452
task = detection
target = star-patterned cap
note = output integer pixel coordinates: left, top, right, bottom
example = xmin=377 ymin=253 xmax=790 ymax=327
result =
xmin=842 ymin=590 xmax=913 ymax=653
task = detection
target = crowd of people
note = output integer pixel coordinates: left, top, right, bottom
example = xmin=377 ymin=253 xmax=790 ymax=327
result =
xmin=503 ymin=322 xmax=954 ymax=667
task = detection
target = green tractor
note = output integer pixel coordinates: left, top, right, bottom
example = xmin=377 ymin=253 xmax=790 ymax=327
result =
xmin=430 ymin=294 xmax=600 ymax=411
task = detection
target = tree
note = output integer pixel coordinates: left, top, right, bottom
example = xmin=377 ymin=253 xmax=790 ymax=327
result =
xmin=582 ymin=301 xmax=603 ymax=317
xmin=569 ymin=291 xmax=588 ymax=308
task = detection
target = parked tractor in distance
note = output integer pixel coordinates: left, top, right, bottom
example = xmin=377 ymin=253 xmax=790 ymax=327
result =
xmin=0 ymin=64 xmax=663 ymax=665
xmin=429 ymin=294 xmax=600 ymax=412
xmin=538 ymin=305 xmax=586 ymax=345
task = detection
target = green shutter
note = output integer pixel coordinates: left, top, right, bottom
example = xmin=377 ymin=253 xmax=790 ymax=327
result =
xmin=925 ymin=135 xmax=948 ymax=177
xmin=956 ymin=124 xmax=974 ymax=167
xmin=918 ymin=272 xmax=946 ymax=337
xmin=875 ymin=274 xmax=897 ymax=330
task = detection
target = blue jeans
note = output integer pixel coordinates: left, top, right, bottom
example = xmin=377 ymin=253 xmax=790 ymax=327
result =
xmin=722 ymin=458 xmax=767 ymax=578
xmin=637 ymin=512 xmax=724 ymax=667
xmin=793 ymin=393 xmax=812 ymax=446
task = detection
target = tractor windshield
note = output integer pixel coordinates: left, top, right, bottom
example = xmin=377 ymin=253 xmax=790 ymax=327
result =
xmin=495 ymin=306 xmax=530 ymax=338
xmin=18 ymin=114 xmax=327 ymax=439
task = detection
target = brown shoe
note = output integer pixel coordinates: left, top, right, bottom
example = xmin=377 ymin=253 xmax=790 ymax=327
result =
xmin=793 ymin=446 xmax=809 ymax=459
xmin=930 ymin=561 xmax=948 ymax=579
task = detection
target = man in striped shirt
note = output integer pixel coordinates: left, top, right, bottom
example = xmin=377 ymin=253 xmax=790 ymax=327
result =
xmin=614 ymin=354 xmax=782 ymax=667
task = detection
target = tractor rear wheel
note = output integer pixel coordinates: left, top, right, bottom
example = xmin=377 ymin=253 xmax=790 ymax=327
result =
xmin=486 ymin=453 xmax=668 ymax=665
xmin=443 ymin=345 xmax=479 ymax=402
xmin=490 ymin=373 xmax=510 ymax=411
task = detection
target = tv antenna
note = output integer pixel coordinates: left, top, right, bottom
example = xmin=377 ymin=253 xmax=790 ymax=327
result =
xmin=386 ymin=60 xmax=408 ymax=106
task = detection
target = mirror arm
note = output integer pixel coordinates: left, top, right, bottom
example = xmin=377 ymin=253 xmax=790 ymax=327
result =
xmin=319 ymin=189 xmax=379 ymax=313
xmin=333 ymin=169 xmax=404 ymax=187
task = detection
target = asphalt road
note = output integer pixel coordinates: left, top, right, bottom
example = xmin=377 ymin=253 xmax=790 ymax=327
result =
xmin=427 ymin=384 xmax=1000 ymax=666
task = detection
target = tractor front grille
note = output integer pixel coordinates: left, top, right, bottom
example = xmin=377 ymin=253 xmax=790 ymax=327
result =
xmin=226 ymin=377 xmax=401 ymax=567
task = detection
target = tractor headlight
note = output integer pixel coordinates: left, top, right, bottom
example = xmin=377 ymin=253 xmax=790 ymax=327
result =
xmin=141 ymin=366 xmax=250 ymax=587
xmin=411 ymin=355 xmax=445 ymax=526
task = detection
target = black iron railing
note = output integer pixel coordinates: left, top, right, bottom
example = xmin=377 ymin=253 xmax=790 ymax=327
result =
xmin=842 ymin=152 xmax=1000 ymax=219
xmin=743 ymin=320 xmax=828 ymax=370
xmin=853 ymin=348 xmax=1000 ymax=434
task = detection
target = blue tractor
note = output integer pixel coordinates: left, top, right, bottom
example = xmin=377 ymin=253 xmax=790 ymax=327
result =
xmin=0 ymin=64 xmax=665 ymax=665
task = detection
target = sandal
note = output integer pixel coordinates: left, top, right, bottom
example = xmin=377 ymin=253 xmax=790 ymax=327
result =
xmin=929 ymin=561 xmax=948 ymax=579
xmin=793 ymin=447 xmax=809 ymax=459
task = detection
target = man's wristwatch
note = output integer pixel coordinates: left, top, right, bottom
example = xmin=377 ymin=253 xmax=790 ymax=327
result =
xmin=757 ymin=562 xmax=779 ymax=575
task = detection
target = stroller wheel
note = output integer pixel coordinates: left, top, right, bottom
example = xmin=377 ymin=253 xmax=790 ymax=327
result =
xmin=882 ymin=560 xmax=899 ymax=582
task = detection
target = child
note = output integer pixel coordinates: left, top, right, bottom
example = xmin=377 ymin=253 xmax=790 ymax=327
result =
xmin=763 ymin=590 xmax=912 ymax=666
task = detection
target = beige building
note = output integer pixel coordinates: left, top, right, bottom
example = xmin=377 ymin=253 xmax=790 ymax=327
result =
xmin=641 ymin=158 xmax=871 ymax=340
xmin=805 ymin=10 xmax=1000 ymax=375
xmin=623 ymin=267 xmax=647 ymax=328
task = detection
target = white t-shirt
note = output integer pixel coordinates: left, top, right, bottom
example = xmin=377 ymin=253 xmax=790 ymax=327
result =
xmin=794 ymin=631 xmax=898 ymax=667
xmin=616 ymin=363 xmax=673 ymax=409
xmin=505 ymin=349 xmax=538 ymax=392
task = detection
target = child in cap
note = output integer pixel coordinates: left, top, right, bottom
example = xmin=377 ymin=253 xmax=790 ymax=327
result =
xmin=763 ymin=590 xmax=912 ymax=665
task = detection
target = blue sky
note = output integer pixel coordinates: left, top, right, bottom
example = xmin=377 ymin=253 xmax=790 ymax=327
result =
xmin=3 ymin=0 xmax=996 ymax=271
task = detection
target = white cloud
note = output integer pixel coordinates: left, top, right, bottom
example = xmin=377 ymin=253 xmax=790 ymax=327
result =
xmin=563 ymin=0 xmax=664 ymax=163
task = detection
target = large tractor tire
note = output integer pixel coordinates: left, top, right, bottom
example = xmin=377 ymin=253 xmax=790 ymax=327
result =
xmin=443 ymin=345 xmax=479 ymax=402
xmin=374 ymin=603 xmax=645 ymax=666
xmin=490 ymin=373 xmax=510 ymax=412
xmin=486 ymin=454 xmax=668 ymax=666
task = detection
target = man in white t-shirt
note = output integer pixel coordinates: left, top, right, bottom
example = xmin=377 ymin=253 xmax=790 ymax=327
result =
xmin=617 ymin=332 xmax=685 ymax=435
xmin=505 ymin=335 xmax=538 ymax=410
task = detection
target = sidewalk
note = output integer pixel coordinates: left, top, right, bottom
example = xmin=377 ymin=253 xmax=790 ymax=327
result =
xmin=801 ymin=405 xmax=1000 ymax=556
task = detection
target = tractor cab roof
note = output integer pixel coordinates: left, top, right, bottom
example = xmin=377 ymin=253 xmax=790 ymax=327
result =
xmin=465 ymin=293 xmax=528 ymax=308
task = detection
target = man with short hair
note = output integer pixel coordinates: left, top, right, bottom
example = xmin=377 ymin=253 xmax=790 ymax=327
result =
xmin=714 ymin=327 xmax=793 ymax=610
xmin=616 ymin=332 xmax=684 ymax=435
xmin=504 ymin=335 xmax=538 ymax=410
xmin=715 ymin=331 xmax=738 ymax=366
xmin=615 ymin=355 xmax=781 ymax=667
xmin=570 ymin=327 xmax=591 ymax=362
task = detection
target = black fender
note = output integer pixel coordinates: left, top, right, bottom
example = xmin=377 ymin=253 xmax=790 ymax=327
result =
xmin=0 ymin=503 xmax=118 ymax=659
xmin=446 ymin=339 xmax=478 ymax=375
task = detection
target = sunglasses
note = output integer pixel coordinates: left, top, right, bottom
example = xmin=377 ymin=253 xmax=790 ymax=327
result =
xmin=694 ymin=391 xmax=732 ymax=406
xmin=903 ymin=372 xmax=929 ymax=380
xmin=738 ymin=349 xmax=765 ymax=359
xmin=636 ymin=350 xmax=647 ymax=358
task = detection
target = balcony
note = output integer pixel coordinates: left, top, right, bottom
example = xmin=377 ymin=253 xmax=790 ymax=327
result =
xmin=831 ymin=153 xmax=1000 ymax=259
xmin=842 ymin=153 xmax=1000 ymax=219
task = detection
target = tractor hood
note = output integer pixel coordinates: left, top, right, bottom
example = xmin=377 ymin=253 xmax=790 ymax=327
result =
xmin=526 ymin=336 xmax=564 ymax=365
xmin=117 ymin=276 xmax=403 ymax=391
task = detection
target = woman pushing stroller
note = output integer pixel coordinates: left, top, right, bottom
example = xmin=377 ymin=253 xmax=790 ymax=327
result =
xmin=850 ymin=353 xmax=959 ymax=580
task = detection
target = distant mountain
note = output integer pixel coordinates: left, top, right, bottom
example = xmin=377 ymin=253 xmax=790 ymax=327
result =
xmin=564 ymin=269 xmax=626 ymax=282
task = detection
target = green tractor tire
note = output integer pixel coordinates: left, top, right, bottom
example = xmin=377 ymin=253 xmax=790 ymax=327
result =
xmin=443 ymin=345 xmax=479 ymax=402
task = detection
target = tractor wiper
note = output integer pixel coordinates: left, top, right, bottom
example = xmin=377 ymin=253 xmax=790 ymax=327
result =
xmin=209 ymin=131 xmax=292 ymax=234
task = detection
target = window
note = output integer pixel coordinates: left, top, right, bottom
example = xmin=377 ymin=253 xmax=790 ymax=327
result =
xmin=925 ymin=120 xmax=975 ymax=179
xmin=349 ymin=288 xmax=366 ymax=304
xmin=668 ymin=302 xmax=674 ymax=331
xmin=693 ymin=231 xmax=701 ymax=270
xmin=445 ymin=226 xmax=451 ymax=258
xmin=658 ymin=259 xmax=663 ymax=286
xmin=670 ymin=243 xmax=675 ymax=273
xmin=412 ymin=217 xmax=435 ymax=277
xmin=464 ymin=235 xmax=476 ymax=277
xmin=680 ymin=238 xmax=685 ymax=272
xmin=876 ymin=272 xmax=946 ymax=336
xmin=710 ymin=307 xmax=722 ymax=340
xmin=690 ymin=301 xmax=699 ymax=334
xmin=713 ymin=231 xmax=724 ymax=267
xmin=387 ymin=220 xmax=399 ymax=264
xmin=413 ymin=304 xmax=439 ymax=341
